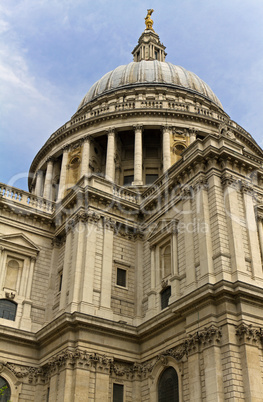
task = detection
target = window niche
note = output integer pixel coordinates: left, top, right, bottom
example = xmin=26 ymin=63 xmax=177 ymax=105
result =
xmin=0 ymin=299 xmax=17 ymax=321
xmin=159 ymin=243 xmax=172 ymax=278
xmin=158 ymin=367 xmax=179 ymax=402
xmin=0 ymin=376 xmax=11 ymax=401
xmin=4 ymin=258 xmax=23 ymax=292
xmin=113 ymin=383 xmax=124 ymax=402
xmin=116 ymin=267 xmax=127 ymax=288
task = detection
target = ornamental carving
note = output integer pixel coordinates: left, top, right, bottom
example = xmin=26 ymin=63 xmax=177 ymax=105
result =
xmin=184 ymin=325 xmax=222 ymax=353
xmin=3 ymin=328 xmax=222 ymax=383
xmin=4 ymin=362 xmax=46 ymax=384
xmin=221 ymin=173 xmax=239 ymax=189
xmin=236 ymin=323 xmax=263 ymax=344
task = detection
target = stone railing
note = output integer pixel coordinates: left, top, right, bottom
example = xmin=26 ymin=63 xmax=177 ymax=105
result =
xmin=0 ymin=183 xmax=55 ymax=214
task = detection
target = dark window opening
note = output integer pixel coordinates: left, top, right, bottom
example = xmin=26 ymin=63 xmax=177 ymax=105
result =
xmin=196 ymin=133 xmax=205 ymax=140
xmin=113 ymin=383 xmax=124 ymax=402
xmin=158 ymin=367 xmax=179 ymax=402
xmin=123 ymin=175 xmax=134 ymax=186
xmin=58 ymin=272 xmax=63 ymax=292
xmin=161 ymin=287 xmax=171 ymax=310
xmin=0 ymin=299 xmax=17 ymax=321
xmin=116 ymin=268 xmax=127 ymax=288
xmin=146 ymin=174 xmax=158 ymax=185
xmin=155 ymin=51 xmax=158 ymax=59
xmin=0 ymin=376 xmax=11 ymax=402
xmin=46 ymin=387 xmax=50 ymax=402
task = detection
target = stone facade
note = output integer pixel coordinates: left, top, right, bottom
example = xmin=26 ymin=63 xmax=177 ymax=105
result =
xmin=0 ymin=18 xmax=263 ymax=402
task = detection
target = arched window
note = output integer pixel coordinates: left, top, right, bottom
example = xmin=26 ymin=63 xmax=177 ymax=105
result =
xmin=158 ymin=367 xmax=179 ymax=402
xmin=0 ymin=376 xmax=11 ymax=402
xmin=0 ymin=299 xmax=17 ymax=321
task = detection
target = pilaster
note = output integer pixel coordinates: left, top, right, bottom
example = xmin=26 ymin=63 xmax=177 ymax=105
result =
xmin=194 ymin=179 xmax=214 ymax=284
xmin=241 ymin=183 xmax=263 ymax=280
xmin=236 ymin=323 xmax=263 ymax=401
xmin=222 ymin=175 xmax=247 ymax=278
xmin=99 ymin=217 xmax=114 ymax=318
xmin=182 ymin=188 xmax=196 ymax=292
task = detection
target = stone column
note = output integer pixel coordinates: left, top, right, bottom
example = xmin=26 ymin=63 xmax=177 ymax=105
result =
xmin=133 ymin=125 xmax=143 ymax=185
xmin=162 ymin=125 xmax=171 ymax=172
xmin=57 ymin=146 xmax=69 ymax=202
xmin=80 ymin=137 xmax=90 ymax=178
xmin=189 ymin=128 xmax=197 ymax=144
xmin=35 ymin=170 xmax=44 ymax=197
xmin=105 ymin=128 xmax=115 ymax=181
xmin=43 ymin=158 xmax=54 ymax=200
xmin=242 ymin=184 xmax=263 ymax=279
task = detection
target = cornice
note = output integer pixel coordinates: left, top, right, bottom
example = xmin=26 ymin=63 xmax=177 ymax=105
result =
xmin=1 ymin=324 xmax=222 ymax=384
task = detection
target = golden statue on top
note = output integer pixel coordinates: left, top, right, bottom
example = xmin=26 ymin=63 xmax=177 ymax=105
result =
xmin=145 ymin=9 xmax=155 ymax=31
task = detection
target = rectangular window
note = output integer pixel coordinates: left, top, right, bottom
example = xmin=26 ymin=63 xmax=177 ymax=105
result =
xmin=146 ymin=174 xmax=158 ymax=185
xmin=116 ymin=268 xmax=127 ymax=288
xmin=123 ymin=175 xmax=134 ymax=186
xmin=113 ymin=383 xmax=124 ymax=402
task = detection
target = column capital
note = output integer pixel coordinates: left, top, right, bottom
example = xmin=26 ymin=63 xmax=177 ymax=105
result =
xmin=46 ymin=156 xmax=55 ymax=164
xmin=106 ymin=127 xmax=115 ymax=136
xmin=133 ymin=124 xmax=143 ymax=132
xmin=162 ymin=124 xmax=173 ymax=133
xmin=62 ymin=144 xmax=71 ymax=152
xmin=82 ymin=135 xmax=92 ymax=143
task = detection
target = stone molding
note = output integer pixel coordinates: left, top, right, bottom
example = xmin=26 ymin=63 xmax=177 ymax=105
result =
xmin=1 ymin=326 xmax=222 ymax=383
xmin=221 ymin=173 xmax=239 ymax=189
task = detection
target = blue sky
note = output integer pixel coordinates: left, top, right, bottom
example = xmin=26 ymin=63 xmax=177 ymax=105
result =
xmin=0 ymin=0 xmax=263 ymax=191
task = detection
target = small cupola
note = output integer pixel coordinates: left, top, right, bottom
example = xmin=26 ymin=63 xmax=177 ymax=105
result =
xmin=132 ymin=9 xmax=167 ymax=62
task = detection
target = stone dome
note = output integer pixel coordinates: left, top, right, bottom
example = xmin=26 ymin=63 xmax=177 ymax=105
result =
xmin=78 ymin=60 xmax=223 ymax=111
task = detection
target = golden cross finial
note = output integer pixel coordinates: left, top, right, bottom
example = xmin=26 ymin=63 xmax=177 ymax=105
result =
xmin=145 ymin=9 xmax=155 ymax=31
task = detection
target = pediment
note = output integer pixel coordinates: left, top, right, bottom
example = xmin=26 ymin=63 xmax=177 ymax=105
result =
xmin=0 ymin=233 xmax=40 ymax=255
xmin=147 ymin=218 xmax=178 ymax=244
